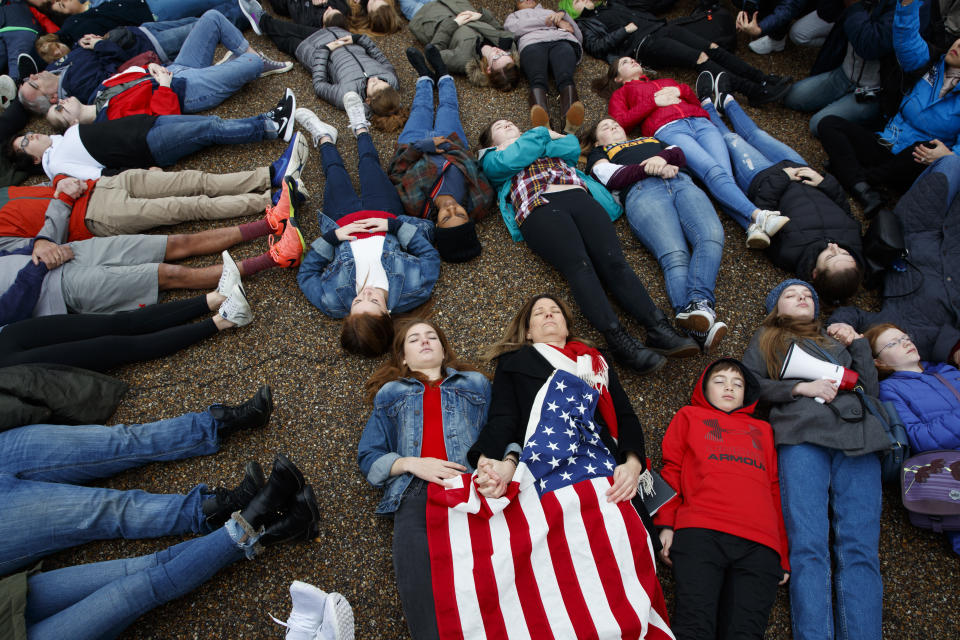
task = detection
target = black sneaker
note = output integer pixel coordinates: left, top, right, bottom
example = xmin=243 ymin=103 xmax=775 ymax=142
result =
xmin=266 ymin=88 xmax=296 ymax=142
xmin=749 ymin=77 xmax=792 ymax=107
xmin=714 ymin=72 xmax=733 ymax=112
xmin=695 ymin=70 xmax=715 ymax=103
xmin=210 ymin=385 xmax=273 ymax=438
xmin=645 ymin=313 xmax=700 ymax=358
xmin=689 ymin=321 xmax=728 ymax=355
xmin=17 ymin=53 xmax=37 ymax=80
xmin=675 ymin=300 xmax=715 ymax=333
xmin=201 ymin=461 xmax=266 ymax=527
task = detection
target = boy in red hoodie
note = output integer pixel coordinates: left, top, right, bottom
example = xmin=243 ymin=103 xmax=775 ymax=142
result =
xmin=656 ymin=358 xmax=789 ymax=639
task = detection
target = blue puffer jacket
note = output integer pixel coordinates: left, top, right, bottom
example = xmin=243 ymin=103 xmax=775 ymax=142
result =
xmin=879 ymin=361 xmax=960 ymax=451
xmin=479 ymin=127 xmax=622 ymax=242
xmin=297 ymin=213 xmax=440 ymax=318
xmin=357 ymin=369 xmax=491 ymax=514
xmin=829 ymin=154 xmax=960 ymax=362
xmin=879 ymin=0 xmax=960 ymax=155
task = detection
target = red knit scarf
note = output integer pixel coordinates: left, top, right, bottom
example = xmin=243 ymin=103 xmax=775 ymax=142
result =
xmin=548 ymin=341 xmax=618 ymax=439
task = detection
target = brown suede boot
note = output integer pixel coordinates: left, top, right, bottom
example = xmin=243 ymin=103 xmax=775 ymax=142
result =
xmin=528 ymin=87 xmax=550 ymax=129
xmin=559 ymin=84 xmax=584 ymax=134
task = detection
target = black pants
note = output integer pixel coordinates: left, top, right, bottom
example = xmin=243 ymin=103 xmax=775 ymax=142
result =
xmin=392 ymin=479 xmax=440 ymax=640
xmin=817 ymin=115 xmax=928 ymax=193
xmin=518 ymin=40 xmax=578 ymax=92
xmin=670 ymin=528 xmax=782 ymax=640
xmin=636 ymin=25 xmax=764 ymax=91
xmin=260 ymin=13 xmax=320 ymax=57
xmin=519 ymin=188 xmax=659 ymax=332
xmin=0 ymin=296 xmax=217 ymax=372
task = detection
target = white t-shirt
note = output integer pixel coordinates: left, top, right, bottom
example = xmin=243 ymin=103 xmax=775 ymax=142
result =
xmin=350 ymin=235 xmax=389 ymax=293
xmin=42 ymin=127 xmax=105 ymax=181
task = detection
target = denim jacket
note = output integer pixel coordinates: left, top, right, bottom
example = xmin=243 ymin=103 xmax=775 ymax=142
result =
xmin=296 ymin=213 xmax=441 ymax=318
xmin=357 ymin=369 xmax=491 ymax=514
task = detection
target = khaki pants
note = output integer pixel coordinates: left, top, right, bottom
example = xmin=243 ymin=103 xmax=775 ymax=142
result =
xmin=84 ymin=167 xmax=272 ymax=236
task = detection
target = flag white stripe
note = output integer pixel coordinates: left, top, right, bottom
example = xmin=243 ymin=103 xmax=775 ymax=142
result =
xmin=447 ymin=506 xmax=486 ymax=640
xmin=487 ymin=510 xmax=532 ymax=640
xmin=555 ymin=484 xmax=622 ymax=638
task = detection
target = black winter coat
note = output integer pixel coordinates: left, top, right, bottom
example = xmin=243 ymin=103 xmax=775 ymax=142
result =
xmin=750 ymin=160 xmax=864 ymax=280
xmin=576 ymin=3 xmax=664 ymax=61
xmin=830 ymin=160 xmax=960 ymax=362
xmin=466 ymin=345 xmax=646 ymax=467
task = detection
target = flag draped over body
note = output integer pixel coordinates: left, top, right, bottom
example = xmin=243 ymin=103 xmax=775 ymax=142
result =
xmin=426 ymin=369 xmax=674 ymax=640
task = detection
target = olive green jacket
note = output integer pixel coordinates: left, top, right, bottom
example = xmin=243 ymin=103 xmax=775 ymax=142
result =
xmin=409 ymin=0 xmax=513 ymax=74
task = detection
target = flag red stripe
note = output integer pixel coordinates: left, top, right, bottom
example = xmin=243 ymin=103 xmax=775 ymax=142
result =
xmin=426 ymin=483 xmax=465 ymax=640
xmin=615 ymin=496 xmax=672 ymax=627
xmin=468 ymin=511 xmax=510 ymax=640
xmin=540 ymin=490 xmax=600 ymax=640
xmin=503 ymin=496 xmax=556 ymax=640
xmin=574 ymin=481 xmax=644 ymax=640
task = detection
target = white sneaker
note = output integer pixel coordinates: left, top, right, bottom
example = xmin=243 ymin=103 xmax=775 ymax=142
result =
xmin=284 ymin=131 xmax=310 ymax=185
xmin=748 ymin=35 xmax=786 ymax=55
xmin=217 ymin=250 xmax=241 ymax=297
xmin=318 ymin=591 xmax=355 ymax=640
xmin=342 ymin=91 xmax=370 ymax=133
xmin=755 ymin=209 xmax=790 ymax=237
xmin=295 ymin=107 xmax=338 ymax=146
xmin=218 ymin=282 xmax=253 ymax=327
xmin=746 ymin=222 xmax=771 ymax=249
xmin=690 ymin=320 xmax=728 ymax=355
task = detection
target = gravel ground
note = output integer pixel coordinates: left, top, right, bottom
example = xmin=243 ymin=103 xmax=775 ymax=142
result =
xmin=29 ymin=1 xmax=959 ymax=638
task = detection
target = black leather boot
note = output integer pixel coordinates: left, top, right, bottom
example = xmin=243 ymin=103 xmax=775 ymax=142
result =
xmin=259 ymin=485 xmax=321 ymax=547
xmin=405 ymin=46 xmax=434 ymax=82
xmin=239 ymin=453 xmax=305 ymax=530
xmin=852 ymin=181 xmax=884 ymax=218
xmin=603 ymin=325 xmax=666 ymax=375
xmin=644 ymin=312 xmax=700 ymax=358
xmin=559 ymin=84 xmax=584 ymax=134
xmin=424 ymin=43 xmax=448 ymax=79
xmin=210 ymin=385 xmax=273 ymax=439
xmin=529 ymin=87 xmax=550 ymax=129
xmin=201 ymin=461 xmax=266 ymax=528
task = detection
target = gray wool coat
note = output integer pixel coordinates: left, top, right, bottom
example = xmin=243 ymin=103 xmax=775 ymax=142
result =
xmin=742 ymin=332 xmax=891 ymax=456
xmin=293 ymin=26 xmax=398 ymax=109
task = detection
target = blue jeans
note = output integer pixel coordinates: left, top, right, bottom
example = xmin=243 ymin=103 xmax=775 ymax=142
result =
xmin=139 ymin=17 xmax=200 ymax=62
xmin=783 ymin=68 xmax=882 ymax=136
xmin=320 ymin=133 xmax=404 ymax=219
xmin=146 ymin=0 xmax=228 ymax=21
xmin=146 ymin=114 xmax=272 ymax=166
xmin=778 ymin=443 xmax=883 ymax=640
xmin=0 ymin=412 xmax=222 ymax=575
xmin=25 ymin=520 xmax=255 ymax=640
xmin=657 ymin=116 xmax=758 ymax=228
xmin=398 ymin=76 xmax=466 ymax=146
xmin=622 ymin=172 xmax=723 ymax=311
xmin=704 ymin=98 xmax=806 ymax=192
xmin=166 ymin=10 xmax=260 ymax=113
xmin=398 ymin=0 xmax=430 ymax=19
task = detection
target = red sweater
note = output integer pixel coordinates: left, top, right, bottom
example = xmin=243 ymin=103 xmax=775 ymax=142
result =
xmin=655 ymin=360 xmax=790 ymax=571
xmin=100 ymin=69 xmax=181 ymax=120
xmin=0 ymin=183 xmax=92 ymax=242
xmin=608 ymin=77 xmax=708 ymax=139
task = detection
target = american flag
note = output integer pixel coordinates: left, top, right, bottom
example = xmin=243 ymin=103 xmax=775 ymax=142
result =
xmin=426 ymin=370 xmax=674 ymax=640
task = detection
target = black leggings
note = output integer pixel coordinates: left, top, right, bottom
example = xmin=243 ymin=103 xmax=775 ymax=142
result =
xmin=817 ymin=115 xmax=928 ymax=193
xmin=0 ymin=296 xmax=217 ymax=372
xmin=260 ymin=13 xmax=321 ymax=57
xmin=637 ymin=24 xmax=764 ymax=84
xmin=519 ymin=188 xmax=659 ymax=332
xmin=518 ymin=40 xmax=578 ymax=92
xmin=392 ymin=479 xmax=439 ymax=640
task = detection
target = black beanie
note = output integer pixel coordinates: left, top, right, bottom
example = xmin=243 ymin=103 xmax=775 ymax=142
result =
xmin=435 ymin=220 xmax=482 ymax=263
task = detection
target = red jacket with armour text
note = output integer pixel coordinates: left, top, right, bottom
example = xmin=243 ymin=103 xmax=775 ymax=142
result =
xmin=654 ymin=359 xmax=790 ymax=571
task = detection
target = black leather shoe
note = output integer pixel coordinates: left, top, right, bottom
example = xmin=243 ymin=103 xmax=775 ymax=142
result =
xmin=210 ymin=385 xmax=273 ymax=439
xmin=645 ymin=314 xmax=700 ymax=358
xmin=424 ymin=43 xmax=448 ymax=79
xmin=239 ymin=453 xmax=305 ymax=530
xmin=852 ymin=181 xmax=884 ymax=218
xmin=603 ymin=326 xmax=666 ymax=375
xmin=202 ymin=461 xmax=265 ymax=528
xmin=259 ymin=485 xmax=321 ymax=547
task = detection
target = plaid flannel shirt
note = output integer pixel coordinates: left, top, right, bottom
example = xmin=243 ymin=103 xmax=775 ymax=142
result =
xmin=509 ymin=157 xmax=586 ymax=226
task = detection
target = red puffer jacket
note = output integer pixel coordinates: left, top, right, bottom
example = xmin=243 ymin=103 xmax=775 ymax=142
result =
xmin=608 ymin=76 xmax=708 ymax=138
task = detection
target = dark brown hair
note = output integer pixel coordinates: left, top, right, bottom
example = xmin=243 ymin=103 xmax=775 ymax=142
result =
xmin=324 ymin=10 xmax=348 ymax=28
xmin=349 ymin=0 xmax=401 ymax=34
xmin=477 ymin=119 xmax=503 ymax=149
xmin=482 ymin=293 xmax=594 ymax=361
xmin=706 ymin=360 xmax=744 ymax=379
xmin=863 ymin=322 xmax=904 ymax=378
xmin=367 ymin=85 xmax=406 ymax=132
xmin=812 ymin=261 xmax=863 ymax=307
xmin=364 ymin=318 xmax=484 ymax=401
xmin=341 ymin=312 xmax=395 ymax=357
xmin=591 ymin=58 xmax=655 ymax=99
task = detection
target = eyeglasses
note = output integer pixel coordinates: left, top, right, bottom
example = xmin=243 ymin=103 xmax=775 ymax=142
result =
xmin=18 ymin=135 xmax=31 ymax=152
xmin=489 ymin=51 xmax=509 ymax=62
xmin=877 ymin=335 xmax=912 ymax=356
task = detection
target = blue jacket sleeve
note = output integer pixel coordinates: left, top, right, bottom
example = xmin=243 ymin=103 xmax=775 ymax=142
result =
xmin=296 ymin=238 xmax=336 ymax=314
xmin=879 ymin=379 xmax=960 ymax=451
xmin=480 ymin=127 xmax=552 ymax=186
xmin=758 ymin=0 xmax=807 ymax=37
xmin=844 ymin=0 xmax=897 ymax=60
xmin=357 ymin=403 xmax=400 ymax=487
xmin=0 ymin=260 xmax=48 ymax=326
xmin=893 ymin=0 xmax=932 ymax=72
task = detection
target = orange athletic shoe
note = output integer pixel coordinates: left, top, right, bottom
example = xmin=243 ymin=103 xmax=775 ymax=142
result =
xmin=268 ymin=215 xmax=305 ymax=268
xmin=264 ymin=177 xmax=296 ymax=235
